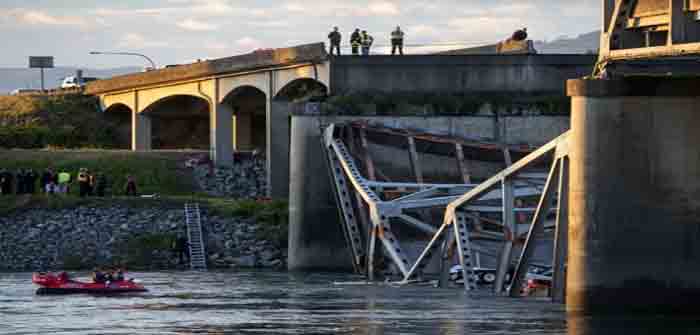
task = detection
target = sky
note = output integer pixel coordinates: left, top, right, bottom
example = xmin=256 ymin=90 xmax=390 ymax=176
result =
xmin=0 ymin=0 xmax=601 ymax=69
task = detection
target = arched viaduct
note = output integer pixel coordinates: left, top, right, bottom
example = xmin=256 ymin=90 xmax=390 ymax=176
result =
xmin=86 ymin=43 xmax=329 ymax=198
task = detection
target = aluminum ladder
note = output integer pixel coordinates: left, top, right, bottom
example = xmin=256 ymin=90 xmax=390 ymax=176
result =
xmin=184 ymin=203 xmax=207 ymax=270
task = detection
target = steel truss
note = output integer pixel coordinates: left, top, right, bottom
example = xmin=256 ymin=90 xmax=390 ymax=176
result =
xmin=596 ymin=0 xmax=700 ymax=77
xmin=324 ymin=123 xmax=570 ymax=301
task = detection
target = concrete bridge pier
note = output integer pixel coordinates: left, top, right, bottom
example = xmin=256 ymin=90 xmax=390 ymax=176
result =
xmin=288 ymin=115 xmax=353 ymax=271
xmin=210 ymin=103 xmax=234 ymax=166
xmin=567 ymin=78 xmax=700 ymax=314
xmin=132 ymin=112 xmax=152 ymax=151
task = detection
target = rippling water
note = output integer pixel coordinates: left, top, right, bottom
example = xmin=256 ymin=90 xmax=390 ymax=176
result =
xmin=1 ymin=271 xmax=698 ymax=335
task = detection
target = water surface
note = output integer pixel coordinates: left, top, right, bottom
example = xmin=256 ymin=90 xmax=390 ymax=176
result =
xmin=0 ymin=271 xmax=696 ymax=334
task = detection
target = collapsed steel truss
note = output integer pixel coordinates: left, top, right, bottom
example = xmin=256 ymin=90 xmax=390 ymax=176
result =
xmin=323 ymin=123 xmax=570 ymax=301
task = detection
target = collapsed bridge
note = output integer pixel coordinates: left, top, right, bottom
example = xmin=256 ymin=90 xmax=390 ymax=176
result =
xmin=322 ymin=122 xmax=570 ymax=301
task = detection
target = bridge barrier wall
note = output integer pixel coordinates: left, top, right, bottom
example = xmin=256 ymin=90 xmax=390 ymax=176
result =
xmin=330 ymin=54 xmax=596 ymax=95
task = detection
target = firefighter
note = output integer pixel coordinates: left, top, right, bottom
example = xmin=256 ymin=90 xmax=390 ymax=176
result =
xmin=350 ymin=28 xmax=362 ymax=55
xmin=327 ymin=26 xmax=342 ymax=56
xmin=361 ymin=30 xmax=374 ymax=56
xmin=391 ymin=26 xmax=405 ymax=55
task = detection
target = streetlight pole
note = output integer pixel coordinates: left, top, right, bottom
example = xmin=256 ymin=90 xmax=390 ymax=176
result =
xmin=89 ymin=51 xmax=157 ymax=69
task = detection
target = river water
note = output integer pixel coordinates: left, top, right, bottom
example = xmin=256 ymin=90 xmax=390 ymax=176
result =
xmin=1 ymin=271 xmax=698 ymax=335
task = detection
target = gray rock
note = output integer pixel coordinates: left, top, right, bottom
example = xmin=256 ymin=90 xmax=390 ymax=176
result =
xmin=234 ymin=255 xmax=257 ymax=268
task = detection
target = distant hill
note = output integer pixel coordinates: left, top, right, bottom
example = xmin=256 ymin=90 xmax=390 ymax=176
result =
xmin=0 ymin=67 xmax=140 ymax=94
xmin=534 ymin=31 xmax=600 ymax=54
xmin=434 ymin=31 xmax=600 ymax=56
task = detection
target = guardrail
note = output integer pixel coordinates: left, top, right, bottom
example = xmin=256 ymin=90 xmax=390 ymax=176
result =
xmin=7 ymin=87 xmax=85 ymax=97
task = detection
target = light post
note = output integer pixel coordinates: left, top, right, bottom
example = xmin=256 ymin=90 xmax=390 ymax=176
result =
xmin=89 ymin=51 xmax=157 ymax=70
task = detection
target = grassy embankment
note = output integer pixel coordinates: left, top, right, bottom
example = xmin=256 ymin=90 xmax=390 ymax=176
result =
xmin=0 ymin=150 xmax=288 ymax=262
xmin=0 ymin=150 xmax=289 ymax=252
xmin=0 ymin=94 xmax=127 ymax=149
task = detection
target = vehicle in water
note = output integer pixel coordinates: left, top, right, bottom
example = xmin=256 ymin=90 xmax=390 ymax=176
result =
xmin=32 ymin=272 xmax=147 ymax=295
xmin=523 ymin=268 xmax=553 ymax=296
xmin=449 ymin=265 xmax=503 ymax=285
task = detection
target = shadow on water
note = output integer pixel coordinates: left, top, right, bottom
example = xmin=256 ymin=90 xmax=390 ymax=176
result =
xmin=567 ymin=315 xmax=700 ymax=335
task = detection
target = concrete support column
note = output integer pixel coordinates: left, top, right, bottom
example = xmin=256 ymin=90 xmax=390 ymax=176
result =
xmin=234 ymin=112 xmax=253 ymax=150
xmin=132 ymin=112 xmax=151 ymax=151
xmin=567 ymin=78 xmax=700 ymax=314
xmin=288 ymin=115 xmax=352 ymax=271
xmin=210 ymin=102 xmax=234 ymax=166
xmin=267 ymin=101 xmax=291 ymax=199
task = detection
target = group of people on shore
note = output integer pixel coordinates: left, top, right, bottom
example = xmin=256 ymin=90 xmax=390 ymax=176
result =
xmin=328 ymin=26 xmax=405 ymax=56
xmin=0 ymin=167 xmax=139 ymax=197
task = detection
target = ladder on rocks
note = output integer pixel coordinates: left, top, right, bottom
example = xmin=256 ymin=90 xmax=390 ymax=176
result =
xmin=184 ymin=203 xmax=207 ymax=270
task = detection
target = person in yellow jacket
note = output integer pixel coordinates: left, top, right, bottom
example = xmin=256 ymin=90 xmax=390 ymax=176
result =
xmin=350 ymin=28 xmax=362 ymax=55
xmin=58 ymin=171 xmax=71 ymax=194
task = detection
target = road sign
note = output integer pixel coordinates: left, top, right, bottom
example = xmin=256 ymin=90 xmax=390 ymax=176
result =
xmin=29 ymin=56 xmax=54 ymax=91
xmin=29 ymin=56 xmax=54 ymax=69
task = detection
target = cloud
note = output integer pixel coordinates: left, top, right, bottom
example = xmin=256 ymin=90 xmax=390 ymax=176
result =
xmin=368 ymin=1 xmax=400 ymax=15
xmin=2 ymin=9 xmax=89 ymax=28
xmin=177 ymin=18 xmax=217 ymax=31
xmin=235 ymin=37 xmax=263 ymax=51
xmin=284 ymin=2 xmax=305 ymax=12
xmin=408 ymin=24 xmax=439 ymax=38
xmin=118 ymin=33 xmax=169 ymax=49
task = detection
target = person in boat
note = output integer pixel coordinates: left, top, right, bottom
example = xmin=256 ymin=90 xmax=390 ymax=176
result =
xmin=113 ymin=268 xmax=125 ymax=282
xmin=104 ymin=270 xmax=114 ymax=283
xmin=92 ymin=268 xmax=107 ymax=284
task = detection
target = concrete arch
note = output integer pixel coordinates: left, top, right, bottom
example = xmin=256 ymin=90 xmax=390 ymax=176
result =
xmin=102 ymin=103 xmax=133 ymax=149
xmin=101 ymin=92 xmax=136 ymax=113
xmin=222 ymin=85 xmax=268 ymax=105
xmin=103 ymin=102 xmax=132 ymax=114
xmin=140 ymin=94 xmax=210 ymax=116
xmin=275 ymin=78 xmax=328 ymax=102
xmin=137 ymin=81 xmax=214 ymax=114
xmin=140 ymin=94 xmax=211 ymax=150
xmin=221 ymin=85 xmax=268 ymax=152
xmin=272 ymin=62 xmax=330 ymax=97
xmin=218 ymin=74 xmax=269 ymax=104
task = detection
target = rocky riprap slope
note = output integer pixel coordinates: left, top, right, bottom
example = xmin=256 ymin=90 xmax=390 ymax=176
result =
xmin=191 ymin=157 xmax=267 ymax=199
xmin=0 ymin=205 xmax=285 ymax=271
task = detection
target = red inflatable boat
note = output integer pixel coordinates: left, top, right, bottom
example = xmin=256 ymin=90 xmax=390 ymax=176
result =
xmin=32 ymin=272 xmax=147 ymax=295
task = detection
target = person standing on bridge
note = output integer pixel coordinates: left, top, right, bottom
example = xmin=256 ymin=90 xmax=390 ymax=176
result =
xmin=350 ymin=28 xmax=362 ymax=55
xmin=328 ymin=27 xmax=342 ymax=56
xmin=361 ymin=30 xmax=374 ymax=56
xmin=391 ymin=26 xmax=405 ymax=55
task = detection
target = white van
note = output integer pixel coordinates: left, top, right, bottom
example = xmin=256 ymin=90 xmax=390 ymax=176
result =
xmin=61 ymin=76 xmax=98 ymax=89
